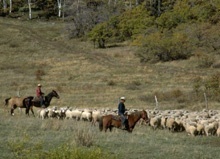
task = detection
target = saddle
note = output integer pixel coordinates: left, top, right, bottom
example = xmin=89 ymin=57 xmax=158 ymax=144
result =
xmin=32 ymin=96 xmax=41 ymax=102
xmin=112 ymin=115 xmax=121 ymax=121
xmin=112 ymin=115 xmax=128 ymax=121
xmin=32 ymin=96 xmax=45 ymax=106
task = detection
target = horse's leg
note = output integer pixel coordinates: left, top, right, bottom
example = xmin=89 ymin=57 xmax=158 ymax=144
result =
xmin=109 ymin=126 xmax=113 ymax=132
xmin=11 ymin=108 xmax=14 ymax=116
xmin=30 ymin=107 xmax=35 ymax=117
xmin=25 ymin=107 xmax=30 ymax=116
xmin=11 ymin=105 xmax=17 ymax=116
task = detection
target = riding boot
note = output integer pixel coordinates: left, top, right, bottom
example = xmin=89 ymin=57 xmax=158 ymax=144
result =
xmin=121 ymin=124 xmax=126 ymax=130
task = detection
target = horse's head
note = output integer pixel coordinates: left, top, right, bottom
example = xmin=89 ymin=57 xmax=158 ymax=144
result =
xmin=141 ymin=110 xmax=149 ymax=123
xmin=52 ymin=90 xmax=60 ymax=99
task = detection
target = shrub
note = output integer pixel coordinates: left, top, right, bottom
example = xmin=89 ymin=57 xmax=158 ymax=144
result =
xmin=194 ymin=51 xmax=215 ymax=68
xmin=137 ymin=31 xmax=192 ymax=63
xmin=74 ymin=129 xmax=94 ymax=147
xmin=126 ymin=81 xmax=142 ymax=90
xmin=35 ymin=69 xmax=45 ymax=80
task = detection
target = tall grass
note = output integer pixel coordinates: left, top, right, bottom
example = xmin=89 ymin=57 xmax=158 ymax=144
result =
xmin=1 ymin=109 xmax=219 ymax=159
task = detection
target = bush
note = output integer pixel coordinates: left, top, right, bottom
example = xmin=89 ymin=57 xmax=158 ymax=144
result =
xmin=137 ymin=31 xmax=192 ymax=63
xmin=74 ymin=129 xmax=94 ymax=147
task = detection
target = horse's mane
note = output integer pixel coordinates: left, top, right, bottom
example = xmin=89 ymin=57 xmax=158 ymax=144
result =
xmin=129 ymin=110 xmax=142 ymax=116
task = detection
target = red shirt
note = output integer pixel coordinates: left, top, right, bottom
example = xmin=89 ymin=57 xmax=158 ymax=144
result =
xmin=36 ymin=87 xmax=42 ymax=97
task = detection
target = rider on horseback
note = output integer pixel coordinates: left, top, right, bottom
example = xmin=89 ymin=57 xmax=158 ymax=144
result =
xmin=118 ymin=96 xmax=127 ymax=130
xmin=36 ymin=84 xmax=45 ymax=107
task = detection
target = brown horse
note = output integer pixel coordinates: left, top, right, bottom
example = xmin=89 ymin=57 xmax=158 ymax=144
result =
xmin=5 ymin=96 xmax=33 ymax=116
xmin=26 ymin=90 xmax=60 ymax=116
xmin=99 ymin=110 xmax=149 ymax=133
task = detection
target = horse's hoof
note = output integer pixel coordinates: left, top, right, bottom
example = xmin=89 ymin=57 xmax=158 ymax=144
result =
xmin=12 ymin=113 xmax=14 ymax=116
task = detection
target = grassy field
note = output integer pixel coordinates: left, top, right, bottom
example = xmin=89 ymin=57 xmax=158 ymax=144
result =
xmin=0 ymin=17 xmax=220 ymax=159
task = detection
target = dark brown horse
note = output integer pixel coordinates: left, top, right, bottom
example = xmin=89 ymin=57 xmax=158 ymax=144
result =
xmin=99 ymin=110 xmax=149 ymax=132
xmin=26 ymin=90 xmax=60 ymax=116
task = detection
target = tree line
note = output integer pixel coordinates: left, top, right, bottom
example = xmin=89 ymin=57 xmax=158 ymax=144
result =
xmin=1 ymin=0 xmax=220 ymax=63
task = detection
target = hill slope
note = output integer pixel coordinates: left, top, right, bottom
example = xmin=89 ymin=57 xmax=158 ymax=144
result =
xmin=0 ymin=17 xmax=219 ymax=110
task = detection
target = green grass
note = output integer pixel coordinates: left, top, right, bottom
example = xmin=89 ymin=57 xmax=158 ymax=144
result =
xmin=0 ymin=109 xmax=220 ymax=159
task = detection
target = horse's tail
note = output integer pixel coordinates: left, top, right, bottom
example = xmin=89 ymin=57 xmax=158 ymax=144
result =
xmin=5 ymin=97 xmax=11 ymax=106
xmin=99 ymin=116 xmax=104 ymax=131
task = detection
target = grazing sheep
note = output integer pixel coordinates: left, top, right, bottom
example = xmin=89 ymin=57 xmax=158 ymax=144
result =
xmin=196 ymin=123 xmax=205 ymax=135
xmin=149 ymin=116 xmax=161 ymax=130
xmin=65 ymin=109 xmax=73 ymax=119
xmin=48 ymin=107 xmax=58 ymax=118
xmin=204 ymin=122 xmax=218 ymax=136
xmin=39 ymin=108 xmax=49 ymax=120
xmin=56 ymin=108 xmax=66 ymax=120
xmin=91 ymin=110 xmax=102 ymax=126
xmin=217 ymin=126 xmax=220 ymax=137
xmin=166 ymin=118 xmax=179 ymax=132
xmin=184 ymin=123 xmax=198 ymax=136
xmin=161 ymin=116 xmax=168 ymax=129
xmin=71 ymin=109 xmax=83 ymax=121
xmin=81 ymin=110 xmax=92 ymax=122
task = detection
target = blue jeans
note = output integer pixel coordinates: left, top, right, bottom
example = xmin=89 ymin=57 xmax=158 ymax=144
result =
xmin=119 ymin=114 xmax=126 ymax=125
xmin=39 ymin=96 xmax=44 ymax=106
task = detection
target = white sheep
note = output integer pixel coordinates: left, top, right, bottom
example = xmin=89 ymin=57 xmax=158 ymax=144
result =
xmin=161 ymin=116 xmax=168 ymax=129
xmin=81 ymin=110 xmax=92 ymax=122
xmin=39 ymin=108 xmax=49 ymax=120
xmin=149 ymin=116 xmax=161 ymax=130
xmin=166 ymin=118 xmax=179 ymax=132
xmin=196 ymin=123 xmax=205 ymax=135
xmin=184 ymin=123 xmax=198 ymax=136
xmin=91 ymin=110 xmax=102 ymax=126
xmin=204 ymin=122 xmax=218 ymax=136
xmin=71 ymin=109 xmax=83 ymax=121
xmin=217 ymin=126 xmax=220 ymax=137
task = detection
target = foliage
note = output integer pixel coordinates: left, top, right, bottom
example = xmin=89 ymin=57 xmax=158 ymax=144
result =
xmin=74 ymin=129 xmax=94 ymax=147
xmin=8 ymin=137 xmax=114 ymax=159
xmin=136 ymin=31 xmax=192 ymax=62
xmin=193 ymin=73 xmax=220 ymax=101
xmin=88 ymin=4 xmax=154 ymax=48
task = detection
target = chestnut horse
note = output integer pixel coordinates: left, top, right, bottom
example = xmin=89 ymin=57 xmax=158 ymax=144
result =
xmin=99 ymin=110 xmax=149 ymax=132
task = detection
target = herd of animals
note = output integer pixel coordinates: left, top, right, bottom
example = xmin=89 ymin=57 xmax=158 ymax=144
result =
xmin=3 ymin=90 xmax=220 ymax=135
xmin=5 ymin=102 xmax=220 ymax=136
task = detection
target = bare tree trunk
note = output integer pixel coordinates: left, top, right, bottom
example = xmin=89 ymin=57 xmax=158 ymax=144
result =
xmin=57 ymin=0 xmax=62 ymax=17
xmin=9 ymin=0 xmax=12 ymax=13
xmin=3 ymin=0 xmax=7 ymax=13
xmin=77 ymin=0 xmax=80 ymax=14
xmin=157 ymin=0 xmax=161 ymax=16
xmin=62 ymin=0 xmax=65 ymax=21
xmin=28 ymin=0 xmax=32 ymax=19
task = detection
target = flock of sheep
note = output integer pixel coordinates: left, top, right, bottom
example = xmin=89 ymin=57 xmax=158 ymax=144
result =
xmin=36 ymin=106 xmax=220 ymax=136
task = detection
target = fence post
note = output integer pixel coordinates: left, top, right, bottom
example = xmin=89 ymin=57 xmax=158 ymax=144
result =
xmin=155 ymin=95 xmax=158 ymax=109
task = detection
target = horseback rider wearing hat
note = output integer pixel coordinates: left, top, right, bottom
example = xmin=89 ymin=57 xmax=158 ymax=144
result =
xmin=118 ymin=96 xmax=127 ymax=129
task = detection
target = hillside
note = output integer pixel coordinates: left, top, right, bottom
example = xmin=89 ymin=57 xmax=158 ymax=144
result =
xmin=0 ymin=17 xmax=220 ymax=111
